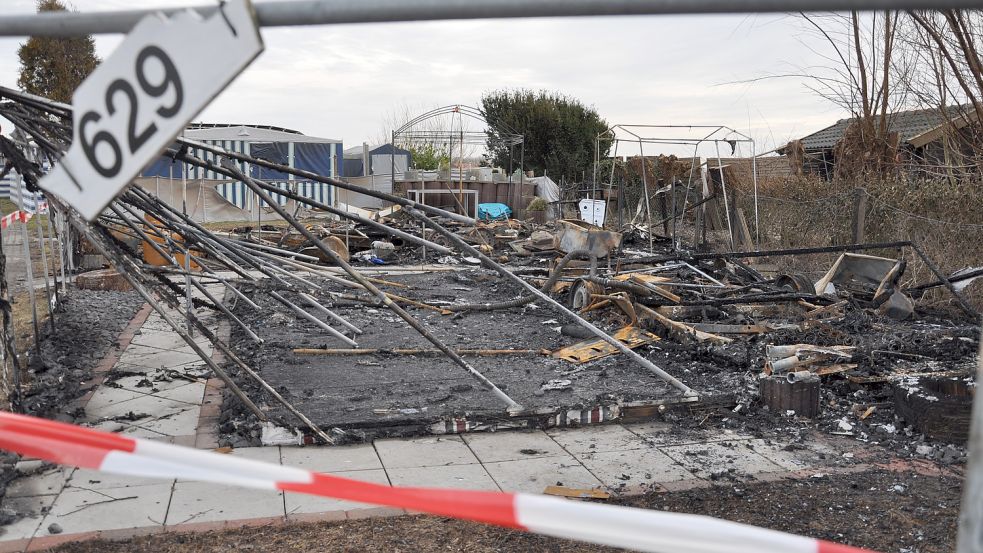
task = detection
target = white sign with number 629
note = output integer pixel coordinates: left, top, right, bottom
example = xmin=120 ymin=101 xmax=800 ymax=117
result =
xmin=41 ymin=0 xmax=263 ymax=221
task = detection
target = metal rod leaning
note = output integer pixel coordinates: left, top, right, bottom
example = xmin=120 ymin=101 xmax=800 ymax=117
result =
xmin=114 ymin=199 xmax=263 ymax=311
xmin=405 ymin=207 xmax=696 ymax=397
xmin=269 ymin=291 xmax=358 ymax=347
xmin=189 ymin=278 xmax=263 ymax=344
xmin=69 ymin=205 xmax=337 ymax=443
xmin=299 ymin=292 xmax=362 ymax=334
xmin=217 ymin=158 xmax=522 ymax=410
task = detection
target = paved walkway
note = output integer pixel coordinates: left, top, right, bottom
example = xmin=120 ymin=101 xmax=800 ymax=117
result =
xmin=0 ymin=289 xmax=868 ymax=552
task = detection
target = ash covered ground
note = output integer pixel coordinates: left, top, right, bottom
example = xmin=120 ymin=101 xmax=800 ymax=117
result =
xmin=220 ymin=262 xmax=979 ymax=464
xmin=24 ymin=289 xmax=144 ymax=419
xmin=222 ymin=269 xmax=687 ymax=443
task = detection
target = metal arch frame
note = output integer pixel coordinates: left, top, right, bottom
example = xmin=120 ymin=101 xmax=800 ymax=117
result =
xmin=390 ymin=104 xmax=525 ymax=215
xmin=594 ymin=124 xmax=760 ymax=252
xmin=393 ymin=105 xmax=523 ymax=147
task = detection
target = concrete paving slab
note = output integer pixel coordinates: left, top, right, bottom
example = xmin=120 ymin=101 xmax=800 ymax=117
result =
xmin=129 ymin=331 xmax=194 ymax=351
xmin=388 ymin=464 xmax=500 ymax=491
xmin=462 ymin=430 xmax=567 ymax=463
xmin=39 ymin=483 xmax=172 ymax=535
xmin=660 ymin=440 xmax=787 ymax=480
xmin=0 ymin=495 xmax=57 ymax=541
xmin=735 ymin=439 xmax=812 ymax=471
xmin=375 ymin=436 xmax=478 ymax=469
xmin=84 ymin=393 xmax=194 ymax=422
xmin=66 ymin=468 xmax=170 ymax=492
xmin=483 ymin=456 xmax=602 ymax=494
xmin=114 ymin=359 xmax=207 ymax=375
xmin=284 ymin=469 xmax=389 ymax=516
xmin=166 ymin=481 xmax=283 ymax=525
xmin=132 ymin=405 xmax=200 ymax=437
xmin=108 ymin=375 xmax=206 ymax=404
xmin=577 ymin=448 xmax=698 ymax=491
xmin=625 ymin=422 xmax=753 ymax=446
xmin=117 ymin=348 xmax=205 ymax=370
xmin=224 ymin=447 xmax=282 ymax=463
xmin=6 ymin=466 xmax=72 ymax=498
xmin=151 ymin=382 xmax=206 ymax=405
xmin=280 ymin=444 xmax=382 ymax=473
xmin=546 ymin=424 xmax=648 ymax=454
xmin=83 ymin=387 xmax=146 ymax=417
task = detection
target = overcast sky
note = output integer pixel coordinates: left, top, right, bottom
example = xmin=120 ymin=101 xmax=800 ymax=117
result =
xmin=0 ymin=1 xmax=850 ymax=159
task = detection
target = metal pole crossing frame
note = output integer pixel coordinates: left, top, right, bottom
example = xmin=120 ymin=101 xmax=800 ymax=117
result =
xmin=595 ymin=124 xmax=760 ymax=251
xmin=0 ymin=0 xmax=982 ymax=37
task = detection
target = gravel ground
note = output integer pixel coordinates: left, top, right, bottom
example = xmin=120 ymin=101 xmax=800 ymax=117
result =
xmin=46 ymin=468 xmax=962 ymax=553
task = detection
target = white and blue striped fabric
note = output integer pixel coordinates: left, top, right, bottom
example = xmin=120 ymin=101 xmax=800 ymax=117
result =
xmin=187 ymin=140 xmax=334 ymax=210
xmin=1 ymin=170 xmax=47 ymax=213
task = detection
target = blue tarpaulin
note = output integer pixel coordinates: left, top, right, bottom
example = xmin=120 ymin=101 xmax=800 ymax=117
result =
xmin=477 ymin=203 xmax=511 ymax=220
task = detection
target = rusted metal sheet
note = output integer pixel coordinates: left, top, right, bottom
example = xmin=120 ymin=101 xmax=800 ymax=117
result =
xmin=555 ymin=219 xmax=622 ymax=257
xmin=551 ymin=326 xmax=660 ymax=364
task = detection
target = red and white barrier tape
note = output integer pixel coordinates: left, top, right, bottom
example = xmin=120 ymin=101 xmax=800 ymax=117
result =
xmin=0 ymin=210 xmax=31 ymax=229
xmin=0 ymin=412 xmax=873 ymax=553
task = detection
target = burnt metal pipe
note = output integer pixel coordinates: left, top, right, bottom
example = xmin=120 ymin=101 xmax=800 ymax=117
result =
xmin=189 ymin=278 xmax=262 ymax=344
xmin=74 ymin=209 xmax=336 ymax=443
xmin=446 ymin=249 xmax=589 ymax=312
xmin=269 ymin=291 xmax=358 ymax=347
xmin=299 ymin=292 xmax=362 ymax=334
xmin=406 ymin=207 xmax=695 ymax=397
xmin=217 ymin=158 xmax=522 ymax=410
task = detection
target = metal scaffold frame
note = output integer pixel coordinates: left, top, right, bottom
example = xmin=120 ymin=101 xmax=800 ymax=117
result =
xmin=594 ymin=124 xmax=761 ymax=253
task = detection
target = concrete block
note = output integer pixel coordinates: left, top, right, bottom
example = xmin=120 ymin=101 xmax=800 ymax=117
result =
xmin=40 ymin=484 xmax=171 ymax=535
xmin=375 ymin=436 xmax=478 ymax=469
xmin=546 ymin=424 xmax=647 ymax=454
xmin=280 ymin=444 xmax=382 ymax=473
xmin=577 ymin=448 xmax=698 ymax=490
xmin=75 ymin=269 xmax=132 ymax=292
xmin=387 ymin=464 xmax=500 ymax=491
xmin=166 ymin=481 xmax=284 ymax=525
xmin=462 ymin=430 xmax=567 ymax=463
xmin=482 ymin=456 xmax=601 ymax=494
xmin=284 ymin=469 xmax=389 ymax=516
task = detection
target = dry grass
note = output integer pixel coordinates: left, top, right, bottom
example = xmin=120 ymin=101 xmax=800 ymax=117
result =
xmin=729 ymin=174 xmax=983 ymax=314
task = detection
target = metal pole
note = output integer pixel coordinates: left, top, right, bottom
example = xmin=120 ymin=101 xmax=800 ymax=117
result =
xmin=750 ymin=139 xmax=760 ymax=249
xmin=298 ymin=292 xmax=362 ymax=334
xmin=14 ymin=176 xmax=41 ymax=354
xmin=957 ymin=337 xmax=983 ymax=553
xmin=407 ymin=208 xmax=695 ymax=396
xmin=269 ymin=291 xmax=357 ymax=347
xmin=33 ymin=199 xmax=54 ymax=331
xmin=714 ymin=141 xmax=735 ymax=250
xmin=181 ymin=140 xmax=195 ymax=337
xmin=113 ymin=197 xmax=261 ymax=310
xmin=189 ymin=277 xmax=262 ymax=344
xmin=638 ymin=139 xmax=654 ymax=254
xmin=221 ymin=159 xmax=522 ymax=410
xmin=63 ymin=203 xmax=339 ymax=443
xmin=0 ymin=0 xmax=978 ymax=38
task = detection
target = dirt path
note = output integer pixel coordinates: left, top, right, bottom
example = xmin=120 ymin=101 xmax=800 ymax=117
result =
xmin=47 ymin=468 xmax=961 ymax=553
